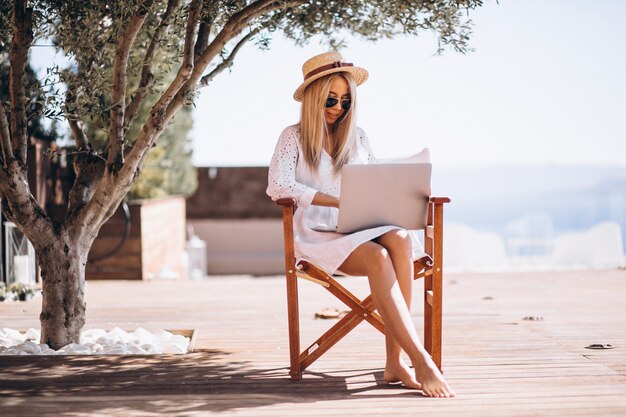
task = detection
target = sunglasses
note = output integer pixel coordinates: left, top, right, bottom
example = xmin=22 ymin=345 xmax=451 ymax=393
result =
xmin=325 ymin=97 xmax=351 ymax=111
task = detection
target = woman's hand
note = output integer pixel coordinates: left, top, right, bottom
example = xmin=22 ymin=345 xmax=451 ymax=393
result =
xmin=312 ymin=192 xmax=340 ymax=208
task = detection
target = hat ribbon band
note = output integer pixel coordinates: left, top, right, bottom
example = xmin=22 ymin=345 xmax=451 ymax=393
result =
xmin=304 ymin=61 xmax=354 ymax=80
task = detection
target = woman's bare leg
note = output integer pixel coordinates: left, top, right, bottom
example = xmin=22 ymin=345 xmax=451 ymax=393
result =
xmin=374 ymin=230 xmax=419 ymax=388
xmin=339 ymin=239 xmax=455 ymax=398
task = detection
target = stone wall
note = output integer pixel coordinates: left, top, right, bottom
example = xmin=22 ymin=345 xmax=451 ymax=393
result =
xmin=186 ymin=167 xmax=281 ymax=219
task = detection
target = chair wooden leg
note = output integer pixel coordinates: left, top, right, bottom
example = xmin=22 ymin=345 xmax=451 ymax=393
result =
xmin=286 ymin=272 xmax=301 ymax=381
xmin=424 ymin=285 xmax=433 ymax=361
xmin=424 ymin=205 xmax=435 ymax=367
xmin=423 ymin=201 xmax=445 ymax=372
xmin=424 ymin=286 xmax=442 ymax=371
xmin=430 ymin=267 xmax=443 ymax=371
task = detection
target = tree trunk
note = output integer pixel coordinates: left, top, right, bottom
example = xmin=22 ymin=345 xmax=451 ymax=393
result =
xmin=37 ymin=235 xmax=89 ymax=350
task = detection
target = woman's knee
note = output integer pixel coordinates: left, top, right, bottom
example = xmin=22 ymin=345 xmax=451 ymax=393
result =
xmin=380 ymin=229 xmax=412 ymax=257
xmin=364 ymin=243 xmax=393 ymax=274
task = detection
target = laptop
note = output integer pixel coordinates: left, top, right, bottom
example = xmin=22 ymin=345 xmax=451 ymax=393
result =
xmin=336 ymin=163 xmax=432 ymax=233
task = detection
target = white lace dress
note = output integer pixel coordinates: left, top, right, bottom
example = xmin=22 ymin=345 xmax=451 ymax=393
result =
xmin=267 ymin=124 xmax=426 ymax=274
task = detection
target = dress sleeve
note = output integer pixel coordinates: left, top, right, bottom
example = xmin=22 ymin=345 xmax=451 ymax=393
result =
xmin=266 ymin=126 xmax=318 ymax=208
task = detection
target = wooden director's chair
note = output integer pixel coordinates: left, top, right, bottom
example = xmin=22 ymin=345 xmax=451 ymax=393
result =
xmin=276 ymin=196 xmax=450 ymax=381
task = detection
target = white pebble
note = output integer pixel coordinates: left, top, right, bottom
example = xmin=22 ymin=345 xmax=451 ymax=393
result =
xmin=128 ymin=345 xmax=147 ymax=354
xmin=0 ymin=328 xmax=190 ymax=356
xmin=1 ymin=328 xmax=25 ymax=343
xmin=96 ymin=336 xmax=116 ymax=346
xmin=102 ymin=345 xmax=126 ymax=355
xmin=0 ymin=335 xmax=13 ymax=347
xmin=83 ymin=328 xmax=107 ymax=340
xmin=24 ymin=328 xmax=40 ymax=342
xmin=19 ymin=341 xmax=41 ymax=354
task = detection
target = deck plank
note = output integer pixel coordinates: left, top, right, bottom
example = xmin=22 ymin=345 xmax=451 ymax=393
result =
xmin=1 ymin=269 xmax=625 ymax=416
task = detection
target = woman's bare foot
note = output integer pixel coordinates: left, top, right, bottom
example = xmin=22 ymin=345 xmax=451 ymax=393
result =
xmin=412 ymin=355 xmax=455 ymax=398
xmin=384 ymin=360 xmax=422 ymax=390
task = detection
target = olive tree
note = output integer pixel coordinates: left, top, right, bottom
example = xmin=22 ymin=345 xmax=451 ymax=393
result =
xmin=0 ymin=0 xmax=482 ymax=349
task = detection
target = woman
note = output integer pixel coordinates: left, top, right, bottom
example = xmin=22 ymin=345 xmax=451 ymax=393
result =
xmin=267 ymin=52 xmax=454 ymax=398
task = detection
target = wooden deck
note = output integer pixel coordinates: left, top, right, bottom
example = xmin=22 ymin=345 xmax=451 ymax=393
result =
xmin=1 ymin=269 xmax=625 ymax=416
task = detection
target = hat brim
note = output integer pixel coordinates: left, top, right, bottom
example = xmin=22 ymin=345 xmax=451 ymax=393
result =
xmin=293 ymin=66 xmax=368 ymax=102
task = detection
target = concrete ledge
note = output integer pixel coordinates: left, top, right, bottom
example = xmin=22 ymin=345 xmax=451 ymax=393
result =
xmin=188 ymin=219 xmax=284 ymax=275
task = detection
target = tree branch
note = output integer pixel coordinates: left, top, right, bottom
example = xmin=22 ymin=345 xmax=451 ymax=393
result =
xmin=0 ymin=165 xmax=7 ymax=194
xmin=192 ymin=0 xmax=305 ymax=95
xmin=164 ymin=0 xmax=307 ymax=126
xmin=65 ymin=153 xmax=106 ymax=221
xmin=125 ymin=0 xmax=203 ymax=161
xmin=132 ymin=1 xmax=299 ymax=168
xmin=0 ymin=102 xmax=13 ymax=163
xmin=235 ymin=0 xmax=278 ymax=23
xmin=181 ymin=0 xmax=203 ymax=69
xmin=106 ymin=0 xmax=154 ymax=171
xmin=0 ymin=159 xmax=55 ymax=249
xmin=141 ymin=0 xmax=203 ymax=130
xmin=232 ymin=0 xmax=300 ymax=30
xmin=198 ymin=28 xmax=259 ymax=89
xmin=9 ymin=0 xmax=34 ymax=164
xmin=1 ymin=0 xmax=55 ymax=254
xmin=67 ymin=119 xmax=92 ymax=152
xmin=188 ymin=0 xmax=284 ymax=81
xmin=124 ymin=0 xmax=180 ymax=134
xmin=194 ymin=19 xmax=212 ymax=58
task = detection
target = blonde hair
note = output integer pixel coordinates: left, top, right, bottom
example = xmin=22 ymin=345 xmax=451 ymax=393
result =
xmin=299 ymin=73 xmax=357 ymax=173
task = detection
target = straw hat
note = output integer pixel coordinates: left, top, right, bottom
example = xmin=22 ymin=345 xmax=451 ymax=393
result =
xmin=293 ymin=51 xmax=369 ymax=102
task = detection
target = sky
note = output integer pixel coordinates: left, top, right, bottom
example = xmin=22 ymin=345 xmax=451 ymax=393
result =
xmin=26 ymin=1 xmax=626 ymax=169
xmin=189 ymin=0 xmax=626 ymax=168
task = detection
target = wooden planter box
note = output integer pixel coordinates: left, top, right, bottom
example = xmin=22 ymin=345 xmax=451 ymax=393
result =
xmin=86 ymin=196 xmax=187 ymax=280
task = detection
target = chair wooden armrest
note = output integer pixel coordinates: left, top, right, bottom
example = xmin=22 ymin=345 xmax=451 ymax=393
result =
xmin=278 ymin=196 xmax=449 ymax=205
xmin=429 ymin=196 xmax=451 ymax=204
xmin=276 ymin=197 xmax=297 ymax=207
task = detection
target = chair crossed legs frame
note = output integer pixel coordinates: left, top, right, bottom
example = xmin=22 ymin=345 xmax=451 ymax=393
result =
xmin=276 ymin=196 xmax=450 ymax=381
